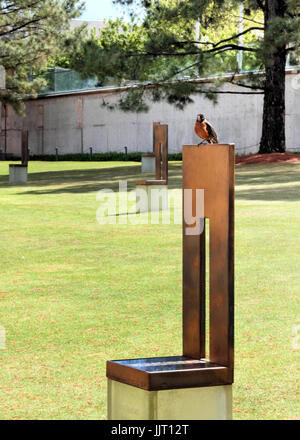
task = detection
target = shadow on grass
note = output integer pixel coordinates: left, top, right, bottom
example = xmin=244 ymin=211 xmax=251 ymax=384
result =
xmin=0 ymin=163 xmax=183 ymax=194
xmin=236 ymin=185 xmax=300 ymax=201
xmin=235 ymin=164 xmax=300 ymax=201
xmin=236 ymin=167 xmax=300 ymax=186
xmin=0 ymin=164 xmax=138 ymax=184
xmin=1 ymin=161 xmax=299 ymax=201
xmin=0 ymin=164 xmax=141 ymax=194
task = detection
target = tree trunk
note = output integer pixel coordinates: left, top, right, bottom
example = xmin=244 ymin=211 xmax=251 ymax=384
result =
xmin=259 ymin=0 xmax=287 ymax=154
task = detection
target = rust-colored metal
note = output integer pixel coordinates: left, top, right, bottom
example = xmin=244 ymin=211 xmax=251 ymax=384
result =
xmin=21 ymin=130 xmax=29 ymax=166
xmin=108 ymin=144 xmax=235 ymax=391
xmin=135 ymin=179 xmax=167 ymax=186
xmin=182 ymin=144 xmax=234 ymax=379
xmin=154 ymin=124 xmax=168 ymax=182
xmin=137 ymin=122 xmax=168 ymax=186
xmin=141 ymin=153 xmax=155 ymax=158
xmin=107 ymin=356 xmax=231 ymax=391
xmin=153 ymin=121 xmax=160 ymax=148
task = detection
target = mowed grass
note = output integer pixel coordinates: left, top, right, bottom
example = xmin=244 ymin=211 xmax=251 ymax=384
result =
xmin=0 ymin=160 xmax=299 ymax=420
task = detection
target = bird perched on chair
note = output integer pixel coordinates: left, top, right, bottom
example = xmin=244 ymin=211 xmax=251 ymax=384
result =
xmin=194 ymin=114 xmax=218 ymax=144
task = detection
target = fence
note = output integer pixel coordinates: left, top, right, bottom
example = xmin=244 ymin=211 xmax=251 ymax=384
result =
xmin=30 ymin=68 xmax=101 ymax=95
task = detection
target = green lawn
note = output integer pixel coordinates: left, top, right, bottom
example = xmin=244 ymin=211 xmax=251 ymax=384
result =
xmin=0 ymin=160 xmax=299 ymax=420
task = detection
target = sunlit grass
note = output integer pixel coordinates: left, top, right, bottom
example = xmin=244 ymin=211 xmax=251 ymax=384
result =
xmin=0 ymin=160 xmax=299 ymax=420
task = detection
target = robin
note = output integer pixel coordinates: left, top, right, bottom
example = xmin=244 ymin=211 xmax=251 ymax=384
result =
xmin=194 ymin=114 xmax=218 ymax=144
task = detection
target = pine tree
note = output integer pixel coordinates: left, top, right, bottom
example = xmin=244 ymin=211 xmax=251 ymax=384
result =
xmin=0 ymin=0 xmax=85 ymax=113
xmin=70 ymin=0 xmax=300 ymax=153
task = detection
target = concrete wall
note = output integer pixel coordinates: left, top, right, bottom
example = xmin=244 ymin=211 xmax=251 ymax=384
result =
xmin=2 ymin=71 xmax=300 ymax=157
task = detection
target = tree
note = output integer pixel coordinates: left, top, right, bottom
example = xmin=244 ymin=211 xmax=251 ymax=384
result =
xmin=0 ymin=0 xmax=85 ymax=114
xmin=69 ymin=0 xmax=300 ymax=153
xmin=259 ymin=0 xmax=298 ymax=153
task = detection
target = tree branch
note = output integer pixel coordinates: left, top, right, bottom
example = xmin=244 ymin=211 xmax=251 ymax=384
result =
xmin=0 ymin=1 xmax=41 ymax=16
xmin=230 ymin=15 xmax=264 ymax=25
xmin=230 ymin=80 xmax=265 ymax=91
xmin=170 ymin=26 xmax=264 ymax=50
xmin=126 ymin=43 xmax=258 ymax=58
xmin=150 ymin=80 xmax=264 ymax=95
xmin=214 ymin=27 xmax=264 ymax=47
xmin=255 ymin=0 xmax=265 ymax=12
xmin=198 ymin=90 xmax=264 ymax=94
xmin=0 ymin=18 xmax=44 ymax=37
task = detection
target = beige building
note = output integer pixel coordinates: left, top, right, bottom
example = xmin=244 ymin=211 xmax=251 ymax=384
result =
xmin=1 ymin=69 xmax=300 ymax=157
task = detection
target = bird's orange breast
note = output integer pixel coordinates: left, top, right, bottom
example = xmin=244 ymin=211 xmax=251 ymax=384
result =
xmin=194 ymin=121 xmax=210 ymax=140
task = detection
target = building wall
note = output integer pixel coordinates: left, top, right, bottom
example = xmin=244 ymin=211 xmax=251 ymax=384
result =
xmin=2 ymin=71 xmax=300 ymax=157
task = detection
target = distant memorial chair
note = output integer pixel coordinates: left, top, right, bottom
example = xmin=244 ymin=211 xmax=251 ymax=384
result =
xmin=9 ymin=130 xmax=29 ymax=184
xmin=141 ymin=122 xmax=161 ymax=173
xmin=136 ymin=122 xmax=168 ymax=212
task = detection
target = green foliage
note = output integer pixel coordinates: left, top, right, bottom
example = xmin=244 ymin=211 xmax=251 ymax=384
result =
xmin=24 ymin=152 xmax=182 ymax=162
xmin=0 ymin=0 xmax=85 ymax=113
xmin=68 ymin=0 xmax=300 ymax=113
xmin=29 ymin=152 xmax=143 ymax=162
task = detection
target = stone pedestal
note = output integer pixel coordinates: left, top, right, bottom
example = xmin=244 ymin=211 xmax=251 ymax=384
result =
xmin=108 ymin=379 xmax=232 ymax=420
xmin=9 ymin=164 xmax=28 ymax=184
xmin=136 ymin=183 xmax=168 ymax=212
xmin=141 ymin=154 xmax=156 ymax=173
